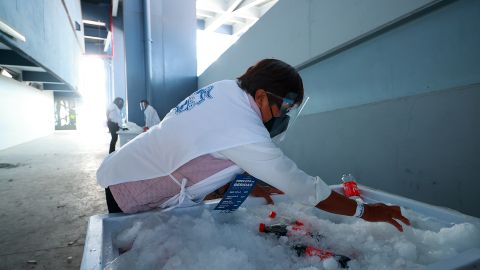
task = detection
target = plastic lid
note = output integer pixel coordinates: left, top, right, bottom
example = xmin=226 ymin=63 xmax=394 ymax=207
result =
xmin=259 ymin=223 xmax=266 ymax=232
xmin=268 ymin=211 xmax=277 ymax=219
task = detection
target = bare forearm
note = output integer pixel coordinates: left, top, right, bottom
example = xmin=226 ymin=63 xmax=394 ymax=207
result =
xmin=315 ymin=190 xmax=411 ymax=232
xmin=315 ymin=190 xmax=357 ymax=216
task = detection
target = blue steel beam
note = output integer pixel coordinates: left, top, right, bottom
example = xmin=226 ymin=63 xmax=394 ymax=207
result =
xmin=84 ymin=25 xmax=108 ymax=39
xmin=0 ymin=49 xmax=37 ymax=67
xmin=43 ymin=83 xmax=74 ymax=91
xmin=22 ymin=71 xmax=62 ymax=83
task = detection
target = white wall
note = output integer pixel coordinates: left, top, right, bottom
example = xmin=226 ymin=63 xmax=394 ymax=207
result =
xmin=198 ymin=0 xmax=436 ymax=86
xmin=0 ymin=76 xmax=54 ymax=150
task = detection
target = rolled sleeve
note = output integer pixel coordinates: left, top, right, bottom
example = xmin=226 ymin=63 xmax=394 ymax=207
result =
xmin=218 ymin=142 xmax=331 ymax=206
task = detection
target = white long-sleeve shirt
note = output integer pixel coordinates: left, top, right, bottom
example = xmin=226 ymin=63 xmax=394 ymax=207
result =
xmin=109 ymin=140 xmax=332 ymax=213
xmin=107 ymin=103 xmax=122 ymax=124
xmin=144 ymin=105 xmax=161 ymax=128
xmin=217 ymin=141 xmax=332 ymax=207
xmin=100 ymin=80 xmax=331 ymax=210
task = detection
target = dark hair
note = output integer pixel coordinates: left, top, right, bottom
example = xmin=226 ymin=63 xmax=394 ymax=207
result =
xmin=113 ymin=97 xmax=124 ymax=106
xmin=237 ymin=59 xmax=304 ymax=107
xmin=140 ymin=100 xmax=149 ymax=105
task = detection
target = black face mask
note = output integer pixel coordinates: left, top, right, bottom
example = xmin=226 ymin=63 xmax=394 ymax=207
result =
xmin=264 ymin=114 xmax=290 ymax=138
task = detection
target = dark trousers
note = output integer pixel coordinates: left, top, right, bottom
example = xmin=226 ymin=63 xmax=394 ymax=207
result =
xmin=107 ymin=120 xmax=119 ymax=154
xmin=105 ymin=187 xmax=123 ymax=213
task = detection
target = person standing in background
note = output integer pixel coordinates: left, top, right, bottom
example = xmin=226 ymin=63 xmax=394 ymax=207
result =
xmin=106 ymin=97 xmax=124 ymax=154
xmin=140 ymin=100 xmax=161 ymax=131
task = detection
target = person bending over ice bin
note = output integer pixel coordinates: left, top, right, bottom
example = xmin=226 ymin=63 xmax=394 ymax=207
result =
xmin=97 ymin=59 xmax=410 ymax=232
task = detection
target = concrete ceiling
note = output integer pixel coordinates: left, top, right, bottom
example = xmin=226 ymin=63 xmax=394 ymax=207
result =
xmin=0 ymin=41 xmax=67 ymax=90
xmin=82 ymin=0 xmax=110 ymax=4
xmin=197 ymin=0 xmax=278 ymax=36
xmin=0 ymin=41 xmax=9 ymax=50
xmin=0 ymin=41 xmax=46 ymax=74
xmin=80 ymin=0 xmax=112 ymax=55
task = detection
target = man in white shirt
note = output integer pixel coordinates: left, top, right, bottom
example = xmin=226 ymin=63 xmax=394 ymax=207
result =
xmin=140 ymin=100 xmax=161 ymax=131
xmin=106 ymin=97 xmax=124 ymax=154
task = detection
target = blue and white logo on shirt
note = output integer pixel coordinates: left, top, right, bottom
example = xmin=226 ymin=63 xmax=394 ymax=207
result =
xmin=175 ymin=85 xmax=214 ymax=114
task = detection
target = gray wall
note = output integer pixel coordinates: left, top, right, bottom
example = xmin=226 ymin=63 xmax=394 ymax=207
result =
xmin=198 ymin=0 xmax=436 ymax=86
xmin=0 ymin=0 xmax=83 ymax=89
xmin=63 ymin=0 xmax=84 ymax=53
xmin=121 ymin=0 xmax=197 ymax=125
xmin=298 ymin=0 xmax=480 ymax=115
xmin=282 ymin=85 xmax=480 ymax=217
xmin=279 ymin=0 xmax=480 ymax=217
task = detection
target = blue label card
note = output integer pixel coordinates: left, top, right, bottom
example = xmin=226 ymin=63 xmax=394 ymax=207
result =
xmin=214 ymin=173 xmax=257 ymax=212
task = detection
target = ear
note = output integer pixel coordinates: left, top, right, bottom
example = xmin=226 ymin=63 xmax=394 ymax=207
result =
xmin=254 ymin=89 xmax=268 ymax=108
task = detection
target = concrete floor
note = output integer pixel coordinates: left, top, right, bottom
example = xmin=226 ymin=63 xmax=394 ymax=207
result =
xmin=0 ymin=131 xmax=110 ymax=270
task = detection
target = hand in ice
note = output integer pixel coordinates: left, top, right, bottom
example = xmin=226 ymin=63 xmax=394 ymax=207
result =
xmin=362 ymin=203 xmax=411 ymax=232
xmin=250 ymin=185 xmax=284 ymax=205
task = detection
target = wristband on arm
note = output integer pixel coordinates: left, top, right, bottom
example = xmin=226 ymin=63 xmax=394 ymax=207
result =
xmin=353 ymin=201 xmax=365 ymax=218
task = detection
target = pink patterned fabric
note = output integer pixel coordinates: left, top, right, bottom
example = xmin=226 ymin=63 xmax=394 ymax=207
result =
xmin=110 ymin=154 xmax=234 ymax=213
xmin=109 ymin=94 xmax=261 ymax=214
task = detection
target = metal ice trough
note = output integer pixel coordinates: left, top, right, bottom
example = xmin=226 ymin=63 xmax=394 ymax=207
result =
xmin=80 ymin=185 xmax=480 ymax=270
xmin=117 ymin=130 xmax=141 ymax=147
